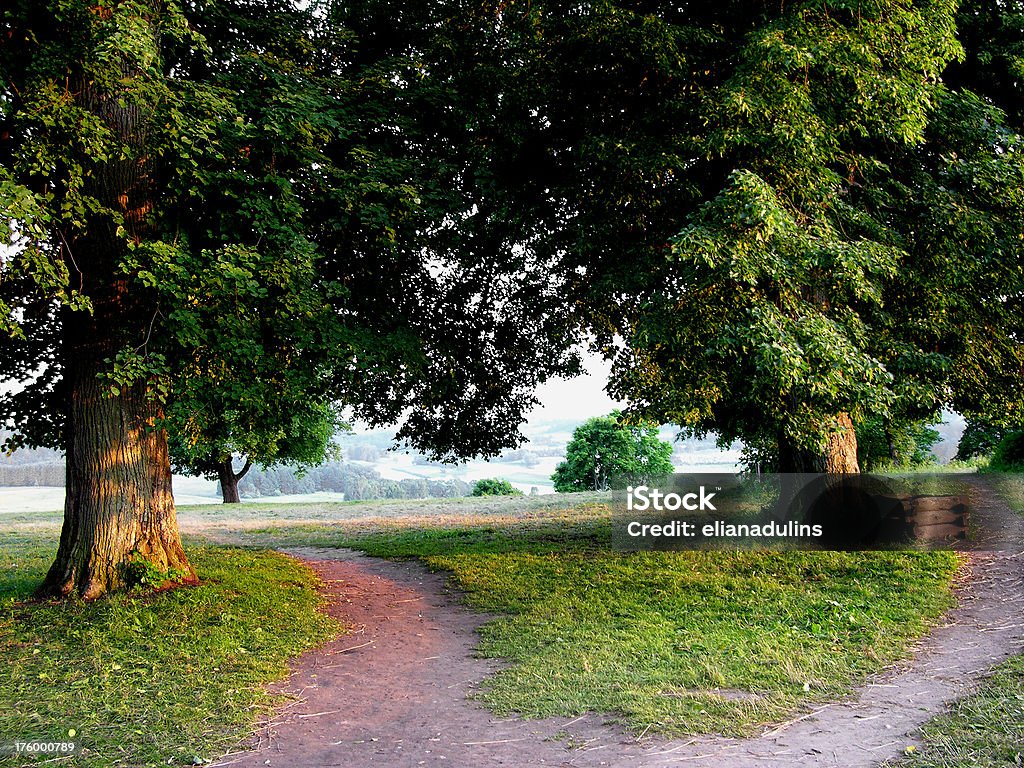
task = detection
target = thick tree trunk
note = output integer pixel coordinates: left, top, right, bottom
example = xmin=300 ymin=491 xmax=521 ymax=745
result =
xmin=778 ymin=413 xmax=861 ymax=473
xmin=41 ymin=275 xmax=196 ymax=599
xmin=41 ymin=359 xmax=194 ymax=598
xmin=39 ymin=1 xmax=194 ymax=598
xmin=217 ymin=458 xmax=251 ymax=504
xmin=218 ymin=461 xmax=241 ymax=504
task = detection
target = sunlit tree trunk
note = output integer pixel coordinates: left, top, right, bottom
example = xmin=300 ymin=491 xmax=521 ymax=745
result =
xmin=39 ymin=1 xmax=194 ymax=598
xmin=778 ymin=413 xmax=860 ymax=473
xmin=41 ymin=355 xmax=193 ymax=598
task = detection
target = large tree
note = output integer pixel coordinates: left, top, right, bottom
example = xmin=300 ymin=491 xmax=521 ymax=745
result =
xmin=2 ymin=0 xmax=206 ymax=597
xmin=595 ymin=0 xmax=964 ymax=472
xmin=441 ymin=0 xmax=1023 ymax=472
xmin=0 ymin=0 xmax=578 ymax=597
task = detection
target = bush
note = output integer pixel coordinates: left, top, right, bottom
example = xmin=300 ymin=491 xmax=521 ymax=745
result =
xmin=956 ymin=419 xmax=1006 ymax=462
xmin=989 ymin=431 xmax=1024 ymax=472
xmin=471 ymin=478 xmax=523 ymax=496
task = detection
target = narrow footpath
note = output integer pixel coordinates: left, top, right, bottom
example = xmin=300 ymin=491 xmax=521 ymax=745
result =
xmin=210 ymin=547 xmax=1024 ymax=768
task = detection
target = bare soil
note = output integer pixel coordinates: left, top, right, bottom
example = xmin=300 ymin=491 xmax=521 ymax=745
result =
xmin=209 ymin=547 xmax=1024 ymax=768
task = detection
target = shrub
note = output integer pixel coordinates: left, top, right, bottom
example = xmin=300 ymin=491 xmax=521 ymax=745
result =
xmin=989 ymin=431 xmax=1024 ymax=472
xmin=471 ymin=478 xmax=523 ymax=496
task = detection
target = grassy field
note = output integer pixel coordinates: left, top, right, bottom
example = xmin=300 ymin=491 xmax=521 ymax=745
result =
xmin=0 ymin=532 xmax=340 ymax=767
xmin=887 ymin=652 xmax=1024 ymax=767
xmin=225 ymin=504 xmax=960 ymax=737
xmin=0 ymin=495 xmax=963 ymax=759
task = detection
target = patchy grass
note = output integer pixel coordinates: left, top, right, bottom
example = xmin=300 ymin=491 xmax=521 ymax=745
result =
xmin=0 ymin=533 xmax=340 ymax=767
xmin=450 ymin=549 xmax=957 ymax=737
xmin=0 ymin=496 xmax=964 ymax=747
xmin=237 ymin=510 xmax=960 ymax=738
xmin=224 ymin=504 xmax=612 ymax=554
xmin=177 ymin=491 xmax=612 ymax=526
xmin=984 ymin=473 xmax=1024 ymax=514
xmin=888 ymin=653 xmax=1024 ymax=767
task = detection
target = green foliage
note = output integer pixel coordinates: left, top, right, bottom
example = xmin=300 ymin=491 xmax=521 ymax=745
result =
xmin=471 ymin=478 xmax=523 ymax=497
xmin=592 ymin=1 xmax=979 ymax=465
xmin=947 ymin=0 xmax=1024 ymax=129
xmin=882 ymin=88 xmax=1024 ymax=433
xmin=552 ymin=412 xmax=674 ymax=492
xmin=989 ymin=431 xmax=1024 ymax=473
xmin=121 ymin=553 xmax=192 ymax=590
xmin=955 ymin=419 xmax=1007 ymax=462
xmin=0 ymin=538 xmax=339 ymax=767
xmin=5 ymin=0 xmax=1024 ymax=496
xmin=168 ymin=401 xmax=342 ymax=489
xmin=424 ymin=0 xmax=1024 ymax=468
xmin=856 ymin=418 xmax=941 ymax=472
xmin=0 ymin=0 xmax=580 ymax=466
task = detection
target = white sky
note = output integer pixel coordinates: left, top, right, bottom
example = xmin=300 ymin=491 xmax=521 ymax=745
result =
xmin=527 ymin=352 xmax=623 ymax=425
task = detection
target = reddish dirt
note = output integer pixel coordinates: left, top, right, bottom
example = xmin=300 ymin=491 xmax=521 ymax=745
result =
xmin=210 ymin=548 xmax=1024 ymax=768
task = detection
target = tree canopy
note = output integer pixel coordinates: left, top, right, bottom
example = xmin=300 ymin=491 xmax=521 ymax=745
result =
xmin=3 ymin=0 xmax=1024 ymax=595
xmin=0 ymin=0 xmax=579 ymax=596
xmin=438 ymin=0 xmax=1024 ymax=470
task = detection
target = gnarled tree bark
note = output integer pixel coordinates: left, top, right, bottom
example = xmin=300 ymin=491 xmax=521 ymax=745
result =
xmin=38 ymin=1 xmax=194 ymax=598
xmin=41 ymin=353 xmax=193 ymax=598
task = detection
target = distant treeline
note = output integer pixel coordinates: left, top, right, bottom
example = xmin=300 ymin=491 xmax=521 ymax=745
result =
xmin=0 ymin=434 xmax=65 ymax=486
xmin=237 ymin=461 xmax=470 ymax=500
xmin=0 ymin=431 xmax=469 ymax=499
xmin=0 ymin=461 xmax=65 ymax=486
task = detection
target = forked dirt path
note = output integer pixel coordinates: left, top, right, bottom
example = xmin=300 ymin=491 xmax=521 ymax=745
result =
xmin=210 ymin=548 xmax=1024 ymax=768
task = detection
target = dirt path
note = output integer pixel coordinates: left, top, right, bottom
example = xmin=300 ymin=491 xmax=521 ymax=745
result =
xmin=210 ymin=548 xmax=1024 ymax=768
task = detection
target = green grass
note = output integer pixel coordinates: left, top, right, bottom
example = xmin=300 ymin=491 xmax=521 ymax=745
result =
xmin=0 ymin=499 xmax=964 ymax=747
xmin=450 ymin=549 xmax=956 ymax=736
xmin=889 ymin=653 xmax=1024 ymax=767
xmin=984 ymin=472 xmax=1024 ymax=514
xmin=0 ymin=533 xmax=340 ymax=767
xmin=235 ymin=510 xmax=960 ymax=738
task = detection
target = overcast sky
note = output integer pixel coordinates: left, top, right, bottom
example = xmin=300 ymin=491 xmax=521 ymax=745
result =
xmin=527 ymin=352 xmax=623 ymax=425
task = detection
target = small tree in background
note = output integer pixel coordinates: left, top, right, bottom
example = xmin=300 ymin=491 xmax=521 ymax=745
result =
xmin=552 ymin=412 xmax=674 ymax=492
xmin=471 ymin=478 xmax=523 ymax=497
xmin=169 ymin=403 xmax=341 ymax=504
